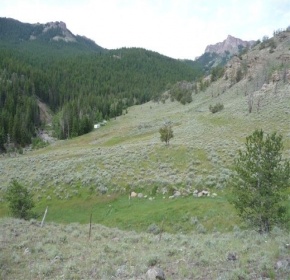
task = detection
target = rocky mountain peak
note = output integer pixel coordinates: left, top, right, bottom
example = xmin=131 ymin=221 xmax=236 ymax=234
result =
xmin=40 ymin=21 xmax=76 ymax=42
xmin=0 ymin=17 xmax=105 ymax=53
xmin=205 ymin=35 xmax=255 ymax=55
xmin=42 ymin=21 xmax=67 ymax=32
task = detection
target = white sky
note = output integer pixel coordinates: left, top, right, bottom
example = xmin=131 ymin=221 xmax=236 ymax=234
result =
xmin=1 ymin=0 xmax=290 ymax=60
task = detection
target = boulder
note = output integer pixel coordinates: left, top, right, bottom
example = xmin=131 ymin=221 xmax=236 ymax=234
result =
xmin=275 ymin=258 xmax=290 ymax=270
xmin=146 ymin=267 xmax=165 ymax=280
xmin=197 ymin=192 xmax=203 ymax=197
xmin=116 ymin=265 xmax=128 ymax=278
xmin=197 ymin=190 xmax=210 ymax=197
xmin=202 ymin=190 xmax=210 ymax=196
xmin=174 ymin=191 xmax=181 ymax=198
xmin=161 ymin=187 xmax=168 ymax=195
xmin=193 ymin=190 xmax=198 ymax=197
xmin=24 ymin=247 xmax=30 ymax=255
xmin=227 ymin=252 xmax=238 ymax=261
xmin=130 ymin=191 xmax=137 ymax=198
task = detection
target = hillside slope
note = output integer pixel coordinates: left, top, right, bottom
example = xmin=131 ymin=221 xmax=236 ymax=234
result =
xmin=0 ymin=29 xmax=289 ymax=206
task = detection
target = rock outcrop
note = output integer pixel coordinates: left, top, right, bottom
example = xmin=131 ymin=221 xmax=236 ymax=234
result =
xmin=205 ymin=35 xmax=255 ymax=55
xmin=146 ymin=267 xmax=166 ymax=280
xmin=39 ymin=21 xmax=76 ymax=42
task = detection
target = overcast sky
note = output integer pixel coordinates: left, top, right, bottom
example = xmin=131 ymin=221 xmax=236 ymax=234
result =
xmin=1 ymin=0 xmax=290 ymax=60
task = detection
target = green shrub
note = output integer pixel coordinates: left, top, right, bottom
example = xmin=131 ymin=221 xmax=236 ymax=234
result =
xmin=32 ymin=137 xmax=48 ymax=149
xmin=170 ymin=86 xmax=192 ymax=104
xmin=5 ymin=180 xmax=35 ymax=220
xmin=147 ymin=255 xmax=160 ymax=266
xmin=151 ymin=185 xmax=158 ymax=196
xmin=168 ymin=186 xmax=175 ymax=196
xmin=210 ymin=66 xmax=225 ymax=82
xmin=209 ymin=103 xmax=224 ymax=113
xmin=159 ymin=122 xmax=174 ymax=145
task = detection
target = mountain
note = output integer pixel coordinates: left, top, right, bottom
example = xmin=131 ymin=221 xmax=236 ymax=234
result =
xmin=0 ymin=17 xmax=105 ymax=53
xmin=0 ymin=17 xmax=201 ymax=149
xmin=193 ymin=35 xmax=257 ymax=74
xmin=204 ymin=35 xmax=255 ymax=55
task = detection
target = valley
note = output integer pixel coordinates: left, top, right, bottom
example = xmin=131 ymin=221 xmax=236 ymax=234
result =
xmin=0 ymin=18 xmax=290 ymax=280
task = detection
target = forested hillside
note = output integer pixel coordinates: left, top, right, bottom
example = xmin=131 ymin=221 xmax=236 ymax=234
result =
xmin=0 ymin=18 xmax=202 ymax=150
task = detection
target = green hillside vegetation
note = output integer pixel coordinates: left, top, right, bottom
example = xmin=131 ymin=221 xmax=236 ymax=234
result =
xmin=1 ymin=26 xmax=290 ymax=224
xmin=1 ymin=21 xmax=290 ymax=279
xmin=0 ymin=18 xmax=202 ymax=149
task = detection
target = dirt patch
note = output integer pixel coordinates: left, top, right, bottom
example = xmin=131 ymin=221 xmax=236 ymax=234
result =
xmin=37 ymin=99 xmax=52 ymax=125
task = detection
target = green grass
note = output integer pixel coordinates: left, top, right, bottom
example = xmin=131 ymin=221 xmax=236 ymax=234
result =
xmin=103 ymin=136 xmax=128 ymax=146
xmin=26 ymin=191 xmax=241 ymax=234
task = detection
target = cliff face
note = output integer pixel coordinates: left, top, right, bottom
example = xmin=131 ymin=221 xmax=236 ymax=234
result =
xmin=205 ymin=35 xmax=255 ymax=54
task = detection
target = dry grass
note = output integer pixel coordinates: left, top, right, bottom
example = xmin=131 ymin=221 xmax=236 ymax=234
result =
xmin=1 ymin=218 xmax=289 ymax=280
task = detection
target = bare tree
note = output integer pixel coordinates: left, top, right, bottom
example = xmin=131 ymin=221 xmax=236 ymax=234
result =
xmin=247 ymin=93 xmax=254 ymax=113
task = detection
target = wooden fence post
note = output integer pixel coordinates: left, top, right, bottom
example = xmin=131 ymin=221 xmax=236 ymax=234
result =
xmin=41 ymin=206 xmax=48 ymax=227
xmin=89 ymin=213 xmax=92 ymax=240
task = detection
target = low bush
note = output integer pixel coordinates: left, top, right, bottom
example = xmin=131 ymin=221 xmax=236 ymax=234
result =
xmin=5 ymin=180 xmax=35 ymax=220
xmin=209 ymin=103 xmax=224 ymax=113
xmin=32 ymin=137 xmax=48 ymax=149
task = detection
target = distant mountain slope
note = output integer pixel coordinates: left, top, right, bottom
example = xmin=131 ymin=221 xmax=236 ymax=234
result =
xmin=0 ymin=17 xmax=200 ymax=148
xmin=194 ymin=35 xmax=257 ymax=74
xmin=194 ymin=26 xmax=290 ymax=104
xmin=0 ymin=17 xmax=105 ymax=53
xmin=205 ymin=35 xmax=255 ymax=55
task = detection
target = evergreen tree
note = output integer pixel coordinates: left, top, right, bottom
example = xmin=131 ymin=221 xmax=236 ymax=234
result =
xmin=5 ymin=179 xmax=35 ymax=220
xmin=229 ymin=130 xmax=290 ymax=233
xmin=159 ymin=122 xmax=174 ymax=146
xmin=0 ymin=127 xmax=5 ymax=152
